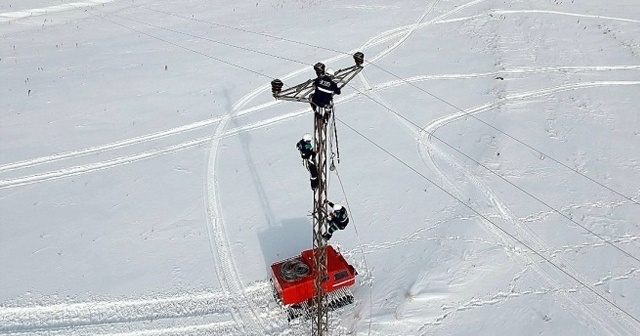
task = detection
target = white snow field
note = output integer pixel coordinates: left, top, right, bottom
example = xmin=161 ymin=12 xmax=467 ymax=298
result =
xmin=1 ymin=0 xmax=639 ymax=335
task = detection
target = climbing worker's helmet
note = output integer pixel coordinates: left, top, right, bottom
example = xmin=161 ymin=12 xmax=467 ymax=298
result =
xmin=302 ymin=133 xmax=313 ymax=142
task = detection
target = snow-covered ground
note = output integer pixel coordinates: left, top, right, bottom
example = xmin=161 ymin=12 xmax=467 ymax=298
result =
xmin=1 ymin=0 xmax=639 ymax=335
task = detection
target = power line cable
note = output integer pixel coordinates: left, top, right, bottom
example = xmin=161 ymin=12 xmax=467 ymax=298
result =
xmin=88 ymin=10 xmax=277 ymax=80
xmin=87 ymin=3 xmax=640 ymax=328
xmin=138 ymin=4 xmax=639 ymax=206
xmin=345 ymin=83 xmax=640 ymax=265
xmin=96 ymin=4 xmax=640 ymax=266
xmin=367 ymin=65 xmax=640 ymax=206
xmin=140 ymin=5 xmax=346 ymax=54
xmin=331 ymin=165 xmax=373 ymax=336
xmin=92 ymin=7 xmax=311 ymax=67
xmin=335 ymin=117 xmax=640 ymax=326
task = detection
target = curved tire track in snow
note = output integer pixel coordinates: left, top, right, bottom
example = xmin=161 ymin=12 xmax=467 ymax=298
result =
xmin=349 ymin=0 xmax=444 ymax=322
xmin=197 ymin=6 xmax=463 ymax=330
xmin=0 ymin=283 xmax=272 ymax=335
xmin=423 ymin=81 xmax=640 ymax=136
xmin=350 ymin=1 xmax=633 ymax=333
xmin=360 ymin=0 xmax=441 ymax=60
xmin=203 ymin=84 xmax=276 ymax=334
xmin=493 ymin=9 xmax=640 ymax=24
xmin=351 ymin=3 xmax=640 ymax=329
xmin=417 ymin=81 xmax=640 ymax=335
xmin=353 ymin=1 xmax=639 ymax=329
xmin=421 ymin=141 xmax=639 ymax=335
xmin=4 ymin=0 xmax=638 ymax=175
xmin=199 ymin=5 xmax=507 ymax=330
xmin=355 ymin=0 xmax=448 ymax=142
xmin=0 ymin=101 xmax=279 ymax=174
xmin=7 ymin=321 xmax=244 ymax=336
xmin=2 ymin=75 xmax=638 ymax=190
xmin=3 ymin=3 xmax=638 ymax=336
xmin=0 ymin=0 xmax=119 ymax=23
xmin=0 ymin=119 xmax=223 ymax=173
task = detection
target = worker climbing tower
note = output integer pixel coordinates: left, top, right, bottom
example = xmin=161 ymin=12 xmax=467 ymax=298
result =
xmin=270 ymin=52 xmax=364 ymax=336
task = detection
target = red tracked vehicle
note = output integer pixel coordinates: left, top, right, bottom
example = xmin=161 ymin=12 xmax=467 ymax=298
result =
xmin=270 ymin=245 xmax=357 ymax=320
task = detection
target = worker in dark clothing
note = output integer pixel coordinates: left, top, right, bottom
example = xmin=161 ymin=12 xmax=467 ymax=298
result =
xmin=309 ymin=62 xmax=341 ymax=120
xmin=296 ymin=133 xmax=318 ymax=190
xmin=309 ymin=164 xmax=319 ymax=190
xmin=322 ymin=201 xmax=349 ymax=241
xmin=296 ymin=133 xmax=315 ymax=163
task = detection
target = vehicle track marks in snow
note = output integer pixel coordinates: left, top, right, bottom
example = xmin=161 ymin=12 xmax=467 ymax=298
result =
xmin=0 ymin=118 xmax=222 ymax=173
xmin=0 ymin=138 xmax=209 ymax=189
xmin=197 ymin=5 xmax=455 ymax=328
xmin=0 ymin=290 xmax=242 ymax=333
xmin=424 ymin=81 xmax=640 ymax=136
xmin=0 ymin=281 xmax=277 ymax=335
xmin=204 ymin=85 xmax=271 ymax=334
xmin=0 ymin=101 xmax=279 ymax=174
xmin=493 ymin=9 xmax=640 ymax=24
xmin=0 ymin=0 xmax=117 ymax=23
xmin=198 ymin=4 xmax=500 ymax=330
xmin=417 ymin=82 xmax=640 ymax=335
xmin=362 ymin=0 xmax=440 ymax=64
xmin=2 ymin=78 xmax=638 ymax=190
xmin=2 ymin=64 xmax=636 ymax=174
xmin=355 ymin=2 xmax=638 ymax=331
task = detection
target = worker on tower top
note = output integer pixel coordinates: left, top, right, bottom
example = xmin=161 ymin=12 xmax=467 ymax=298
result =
xmin=309 ymin=62 xmax=341 ymax=121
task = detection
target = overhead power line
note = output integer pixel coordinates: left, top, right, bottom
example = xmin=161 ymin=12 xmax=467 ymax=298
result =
xmin=138 ymin=4 xmax=639 ymax=206
xmin=344 ymin=82 xmax=640 ymax=265
xmin=336 ymin=117 xmax=640 ymax=326
xmin=89 ymin=10 xmax=278 ymax=80
xmin=90 ymin=2 xmax=640 ymax=266
xmin=81 ymin=2 xmax=640 ymax=329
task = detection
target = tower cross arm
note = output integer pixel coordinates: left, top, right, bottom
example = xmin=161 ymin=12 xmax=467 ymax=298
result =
xmin=270 ymin=52 xmax=365 ymax=102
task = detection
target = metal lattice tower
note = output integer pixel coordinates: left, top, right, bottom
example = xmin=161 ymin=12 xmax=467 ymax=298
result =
xmin=311 ymin=112 xmax=329 ymax=336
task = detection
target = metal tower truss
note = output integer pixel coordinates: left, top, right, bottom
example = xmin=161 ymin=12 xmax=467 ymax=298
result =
xmin=311 ymin=112 xmax=329 ymax=335
xmin=270 ymin=52 xmax=364 ymax=336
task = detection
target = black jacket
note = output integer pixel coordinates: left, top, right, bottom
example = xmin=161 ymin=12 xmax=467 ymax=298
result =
xmin=296 ymin=139 xmax=314 ymax=160
xmin=327 ymin=202 xmax=349 ymax=229
xmin=311 ymin=75 xmax=341 ymax=108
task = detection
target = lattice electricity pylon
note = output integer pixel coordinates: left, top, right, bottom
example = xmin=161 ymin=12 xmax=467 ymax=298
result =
xmin=270 ymin=52 xmax=364 ymax=103
xmin=270 ymin=52 xmax=364 ymax=336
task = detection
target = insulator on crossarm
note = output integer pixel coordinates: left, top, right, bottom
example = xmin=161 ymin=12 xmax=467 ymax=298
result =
xmin=271 ymin=79 xmax=283 ymax=97
xmin=353 ymin=52 xmax=364 ymax=67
